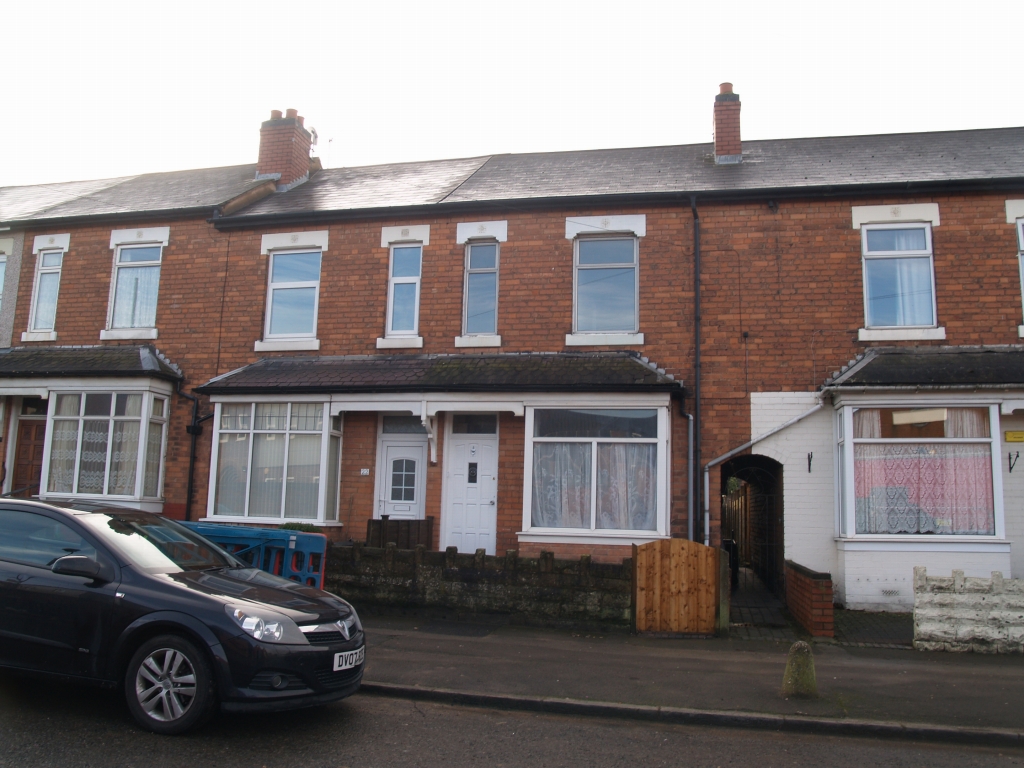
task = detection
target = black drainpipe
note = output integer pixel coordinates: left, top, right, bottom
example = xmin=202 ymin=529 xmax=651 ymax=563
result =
xmin=177 ymin=381 xmax=213 ymax=521
xmin=690 ymin=195 xmax=703 ymax=544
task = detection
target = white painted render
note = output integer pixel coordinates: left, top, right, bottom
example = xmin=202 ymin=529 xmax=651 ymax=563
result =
xmin=565 ymin=215 xmax=646 ymax=239
xmin=380 ymin=225 xmax=429 ymax=247
xmin=751 ymin=391 xmax=1020 ymax=612
xmin=260 ymin=230 xmax=329 ymax=254
xmin=1005 ymin=200 xmax=1024 ymax=224
xmin=750 ymin=392 xmax=838 ymax=582
xmin=455 ymin=220 xmax=508 ymax=243
xmin=109 ymin=226 xmax=170 ymax=248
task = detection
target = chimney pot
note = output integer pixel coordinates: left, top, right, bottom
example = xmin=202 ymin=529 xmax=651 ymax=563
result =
xmin=270 ymin=109 xmax=283 ymax=120
xmin=719 ymin=82 xmax=733 ymax=95
xmin=297 ymin=115 xmax=304 ymax=127
xmin=285 ymin=108 xmax=298 ymax=119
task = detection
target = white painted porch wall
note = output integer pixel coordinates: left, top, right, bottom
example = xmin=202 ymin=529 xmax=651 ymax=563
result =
xmin=750 ymin=394 xmax=1023 ymax=612
xmin=749 ymin=392 xmax=838 ymax=584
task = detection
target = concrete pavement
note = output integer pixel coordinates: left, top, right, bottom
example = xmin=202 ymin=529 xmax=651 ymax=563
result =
xmin=359 ymin=613 xmax=1024 ymax=745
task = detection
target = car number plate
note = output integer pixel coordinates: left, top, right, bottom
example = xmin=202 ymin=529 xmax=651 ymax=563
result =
xmin=334 ymin=647 xmax=365 ymax=671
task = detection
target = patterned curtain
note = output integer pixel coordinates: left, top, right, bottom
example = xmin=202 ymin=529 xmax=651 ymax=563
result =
xmin=854 ymin=443 xmax=994 ymax=534
xmin=47 ymin=420 xmax=79 ymax=493
xmin=107 ymin=421 xmax=140 ymax=496
xmin=531 ymin=443 xmax=591 ymax=528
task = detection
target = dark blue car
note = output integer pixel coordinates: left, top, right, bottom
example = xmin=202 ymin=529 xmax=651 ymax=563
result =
xmin=0 ymin=500 xmax=364 ymax=734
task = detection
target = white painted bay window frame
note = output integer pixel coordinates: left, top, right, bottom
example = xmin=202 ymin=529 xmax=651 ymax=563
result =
xmin=520 ymin=399 xmax=670 ymax=546
xmin=835 ymin=397 xmax=1005 ymax=542
xmin=39 ymin=385 xmax=171 ymax=510
xmin=24 ymin=233 xmax=71 ymax=342
xmin=101 ymin=227 xmax=169 ymax=341
xmin=205 ymin=398 xmax=343 ymax=524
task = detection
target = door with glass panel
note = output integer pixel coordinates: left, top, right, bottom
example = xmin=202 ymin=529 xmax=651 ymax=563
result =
xmin=379 ymin=443 xmax=427 ymax=520
xmin=444 ymin=414 xmax=498 ymax=555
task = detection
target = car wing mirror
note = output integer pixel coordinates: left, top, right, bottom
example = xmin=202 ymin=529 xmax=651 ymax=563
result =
xmin=52 ymin=555 xmax=111 ymax=582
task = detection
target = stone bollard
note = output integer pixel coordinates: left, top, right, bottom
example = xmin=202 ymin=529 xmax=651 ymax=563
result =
xmin=781 ymin=641 xmax=818 ymax=699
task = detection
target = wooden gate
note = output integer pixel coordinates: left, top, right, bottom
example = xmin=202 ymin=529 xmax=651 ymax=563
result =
xmin=632 ymin=539 xmax=729 ymax=635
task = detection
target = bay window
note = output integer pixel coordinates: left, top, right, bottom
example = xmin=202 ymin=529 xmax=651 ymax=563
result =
xmin=45 ymin=390 xmax=168 ymax=500
xmin=523 ymin=407 xmax=669 ymax=538
xmin=210 ymin=402 xmax=342 ymax=522
xmin=838 ymin=404 xmax=1000 ymax=537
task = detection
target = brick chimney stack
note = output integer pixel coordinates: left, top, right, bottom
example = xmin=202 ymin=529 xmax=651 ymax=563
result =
xmin=713 ymin=83 xmax=742 ymax=165
xmin=257 ymin=108 xmax=313 ymax=188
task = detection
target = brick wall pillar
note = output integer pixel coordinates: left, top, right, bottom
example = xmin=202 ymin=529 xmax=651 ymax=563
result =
xmin=785 ymin=560 xmax=834 ymax=638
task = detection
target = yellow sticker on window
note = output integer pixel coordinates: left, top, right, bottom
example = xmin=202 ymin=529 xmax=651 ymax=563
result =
xmin=1005 ymin=431 xmax=1024 ymax=442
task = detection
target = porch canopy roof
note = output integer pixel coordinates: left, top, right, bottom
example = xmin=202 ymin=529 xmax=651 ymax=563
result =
xmin=823 ymin=345 xmax=1024 ymax=390
xmin=195 ymin=351 xmax=683 ymax=397
xmin=0 ymin=345 xmax=182 ymax=382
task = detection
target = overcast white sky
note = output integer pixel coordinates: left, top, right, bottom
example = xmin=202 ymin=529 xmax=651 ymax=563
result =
xmin=2 ymin=0 xmax=1021 ymax=187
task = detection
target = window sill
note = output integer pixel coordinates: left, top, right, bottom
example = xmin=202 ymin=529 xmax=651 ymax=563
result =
xmin=836 ymin=537 xmax=1008 ymax=553
xmin=377 ymin=336 xmax=423 ymax=349
xmin=100 ymin=328 xmax=158 ymax=340
xmin=254 ymin=338 xmax=321 ymax=352
xmin=39 ymin=494 xmax=164 ymax=513
xmin=199 ymin=515 xmax=321 ymax=525
xmin=517 ymin=531 xmax=667 ymax=546
xmin=455 ymin=334 xmax=501 ymax=348
xmin=21 ymin=331 xmax=56 ymax=342
xmin=858 ymin=327 xmax=945 ymax=341
xmin=565 ymin=332 xmax=644 ymax=346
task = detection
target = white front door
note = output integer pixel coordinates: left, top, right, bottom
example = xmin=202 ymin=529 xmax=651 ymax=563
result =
xmin=379 ymin=441 xmax=427 ymax=519
xmin=444 ymin=435 xmax=498 ymax=554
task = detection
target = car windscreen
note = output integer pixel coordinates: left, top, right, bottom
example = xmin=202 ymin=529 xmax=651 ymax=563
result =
xmin=77 ymin=512 xmax=241 ymax=573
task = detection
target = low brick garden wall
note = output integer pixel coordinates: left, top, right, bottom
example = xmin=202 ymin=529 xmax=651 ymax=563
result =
xmin=325 ymin=543 xmax=632 ymax=627
xmin=785 ymin=560 xmax=834 ymax=638
xmin=914 ymin=566 xmax=1024 ymax=653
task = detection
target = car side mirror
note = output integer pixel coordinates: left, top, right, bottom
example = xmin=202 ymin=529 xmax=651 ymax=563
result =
xmin=52 ymin=555 xmax=111 ymax=582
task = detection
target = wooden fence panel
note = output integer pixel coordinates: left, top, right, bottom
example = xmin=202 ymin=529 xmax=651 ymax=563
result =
xmin=633 ymin=539 xmax=721 ymax=634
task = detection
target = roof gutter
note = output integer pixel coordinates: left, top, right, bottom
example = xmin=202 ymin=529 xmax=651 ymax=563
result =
xmin=207 ymin=177 xmax=1024 ymax=231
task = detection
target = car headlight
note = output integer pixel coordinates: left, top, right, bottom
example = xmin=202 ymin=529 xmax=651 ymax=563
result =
xmin=342 ymin=609 xmax=362 ymax=636
xmin=226 ymin=605 xmax=308 ymax=644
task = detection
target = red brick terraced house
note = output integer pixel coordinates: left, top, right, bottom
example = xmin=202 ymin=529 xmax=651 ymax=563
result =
xmin=2 ymin=89 xmax=1024 ymax=613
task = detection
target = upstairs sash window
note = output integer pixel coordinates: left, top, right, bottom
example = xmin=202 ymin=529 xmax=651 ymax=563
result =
xmin=862 ymin=224 xmax=935 ymax=328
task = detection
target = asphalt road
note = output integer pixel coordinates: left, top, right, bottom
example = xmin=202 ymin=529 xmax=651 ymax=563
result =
xmin=0 ymin=672 xmax=1019 ymax=768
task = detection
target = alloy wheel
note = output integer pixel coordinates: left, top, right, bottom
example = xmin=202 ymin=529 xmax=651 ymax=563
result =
xmin=134 ymin=647 xmax=198 ymax=722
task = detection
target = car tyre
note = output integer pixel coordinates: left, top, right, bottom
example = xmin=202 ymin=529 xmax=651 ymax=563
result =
xmin=125 ymin=634 xmax=216 ymax=735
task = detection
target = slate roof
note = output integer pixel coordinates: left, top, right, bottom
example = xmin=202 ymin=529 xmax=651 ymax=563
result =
xmin=218 ymin=126 xmax=1024 ymax=223
xmin=823 ymin=346 xmax=1024 ymax=389
xmin=0 ymin=345 xmax=182 ymax=381
xmin=196 ymin=352 xmax=682 ymax=396
xmin=0 ymin=164 xmax=265 ymax=225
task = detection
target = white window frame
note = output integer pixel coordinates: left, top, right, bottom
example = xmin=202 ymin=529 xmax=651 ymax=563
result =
xmin=25 ymin=233 xmax=71 ymax=341
xmin=205 ymin=399 xmax=341 ymax=524
xmin=39 ymin=388 xmax=170 ymax=505
xmin=836 ymin=400 xmax=1004 ymax=541
xmin=520 ymin=402 xmax=670 ymax=545
xmin=0 ymin=251 xmax=7 ymax=316
xmin=262 ymin=248 xmax=323 ymax=342
xmin=102 ymin=235 xmax=165 ymax=340
xmin=461 ymin=238 xmax=500 ymax=337
xmin=860 ymin=222 xmax=937 ymax=330
xmin=1016 ymin=218 xmax=1024 ymax=338
xmin=572 ymin=235 xmax=640 ymax=335
xmin=385 ymin=242 xmax=423 ymax=339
